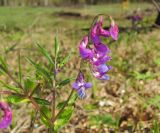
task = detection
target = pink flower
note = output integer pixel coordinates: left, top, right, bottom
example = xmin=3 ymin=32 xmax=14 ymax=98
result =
xmin=0 ymin=102 xmax=12 ymax=129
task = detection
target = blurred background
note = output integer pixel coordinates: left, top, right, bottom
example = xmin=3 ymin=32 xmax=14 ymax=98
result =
xmin=0 ymin=0 xmax=160 ymax=133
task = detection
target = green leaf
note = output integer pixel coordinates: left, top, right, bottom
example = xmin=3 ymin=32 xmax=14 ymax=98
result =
xmin=27 ymin=58 xmax=53 ymax=84
xmin=36 ymin=43 xmax=54 ymax=66
xmin=24 ymin=77 xmax=36 ymax=91
xmin=6 ymin=95 xmax=28 ymax=104
xmin=89 ymin=114 xmax=118 ymax=127
xmin=54 ymin=36 xmax=59 ymax=57
xmin=0 ymin=80 xmax=21 ymax=93
xmin=56 ymin=93 xmax=77 ymax=109
xmin=146 ymin=95 xmax=160 ymax=109
xmin=59 ymin=53 xmax=71 ymax=68
xmin=0 ymin=56 xmax=8 ymax=73
xmin=58 ymin=78 xmax=73 ymax=87
xmin=34 ymin=97 xmax=50 ymax=106
xmin=40 ymin=106 xmax=51 ymax=127
xmin=151 ymin=120 xmax=160 ymax=133
xmin=55 ymin=106 xmax=74 ymax=132
xmin=18 ymin=51 xmax=22 ymax=84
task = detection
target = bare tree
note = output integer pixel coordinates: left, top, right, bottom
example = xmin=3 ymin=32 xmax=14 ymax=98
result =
xmin=152 ymin=0 xmax=160 ymax=26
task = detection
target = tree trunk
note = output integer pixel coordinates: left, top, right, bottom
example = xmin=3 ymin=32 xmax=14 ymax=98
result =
xmin=155 ymin=12 xmax=160 ymax=26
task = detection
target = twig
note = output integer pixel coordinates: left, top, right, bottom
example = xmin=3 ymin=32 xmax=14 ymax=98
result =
xmin=152 ymin=0 xmax=160 ymax=12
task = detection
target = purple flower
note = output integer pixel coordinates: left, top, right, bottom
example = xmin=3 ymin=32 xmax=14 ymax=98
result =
xmin=91 ymin=50 xmax=111 ymax=66
xmin=92 ymin=64 xmax=112 ymax=80
xmin=72 ymin=72 xmax=92 ymax=99
xmin=0 ymin=102 xmax=12 ymax=129
xmin=109 ymin=18 xmax=119 ymax=40
xmin=79 ymin=36 xmax=93 ymax=59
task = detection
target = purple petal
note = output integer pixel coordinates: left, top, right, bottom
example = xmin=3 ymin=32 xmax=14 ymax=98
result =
xmin=0 ymin=102 xmax=12 ymax=129
xmin=93 ymin=55 xmax=111 ymax=66
xmin=79 ymin=47 xmax=93 ymax=59
xmin=94 ymin=43 xmax=110 ymax=53
xmin=99 ymin=75 xmax=110 ymax=80
xmin=109 ymin=24 xmax=119 ymax=40
xmin=77 ymin=72 xmax=84 ymax=83
xmin=90 ymin=23 xmax=101 ymax=44
xmin=72 ymin=82 xmax=79 ymax=90
xmin=97 ymin=64 xmax=110 ymax=73
xmin=79 ymin=36 xmax=93 ymax=59
xmin=77 ymin=89 xmax=86 ymax=99
xmin=84 ymin=82 xmax=92 ymax=89
xmin=99 ymin=27 xmax=110 ymax=37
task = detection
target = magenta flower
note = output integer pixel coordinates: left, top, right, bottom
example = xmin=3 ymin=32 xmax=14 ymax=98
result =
xmin=0 ymin=102 xmax=12 ymax=129
xmin=90 ymin=16 xmax=119 ymax=43
xmin=91 ymin=50 xmax=111 ymax=66
xmin=78 ymin=15 xmax=118 ymax=83
xmin=92 ymin=64 xmax=112 ymax=80
xmin=79 ymin=36 xmax=93 ymax=60
xmin=109 ymin=23 xmax=119 ymax=40
xmin=72 ymin=72 xmax=92 ymax=99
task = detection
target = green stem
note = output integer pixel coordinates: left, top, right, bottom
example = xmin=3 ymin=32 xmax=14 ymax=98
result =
xmin=52 ymin=89 xmax=74 ymax=123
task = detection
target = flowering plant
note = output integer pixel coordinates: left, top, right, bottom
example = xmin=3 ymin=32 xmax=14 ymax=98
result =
xmin=0 ymin=14 xmax=118 ymax=132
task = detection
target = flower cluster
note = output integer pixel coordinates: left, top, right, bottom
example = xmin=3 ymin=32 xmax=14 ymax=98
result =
xmin=73 ymin=15 xmax=118 ymax=98
xmin=79 ymin=16 xmax=118 ymax=80
xmin=0 ymin=102 xmax=12 ymax=129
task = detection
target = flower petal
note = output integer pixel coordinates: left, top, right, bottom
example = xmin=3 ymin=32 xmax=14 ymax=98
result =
xmin=99 ymin=75 xmax=110 ymax=80
xmin=79 ymin=36 xmax=93 ymax=59
xmin=84 ymin=82 xmax=92 ymax=89
xmin=94 ymin=43 xmax=110 ymax=53
xmin=0 ymin=102 xmax=12 ymax=129
xmin=72 ymin=82 xmax=79 ymax=90
xmin=109 ymin=24 xmax=119 ymax=40
xmin=77 ymin=89 xmax=86 ymax=99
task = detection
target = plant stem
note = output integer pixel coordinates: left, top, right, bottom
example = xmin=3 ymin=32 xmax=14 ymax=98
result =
xmin=3 ymin=69 xmax=52 ymax=127
xmin=52 ymin=89 xmax=74 ymax=123
xmin=29 ymin=96 xmax=51 ymax=125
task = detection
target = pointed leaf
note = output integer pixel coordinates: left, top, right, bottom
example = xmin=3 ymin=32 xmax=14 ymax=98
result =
xmin=0 ymin=80 xmax=21 ymax=93
xmin=54 ymin=36 xmax=59 ymax=57
xmin=24 ymin=77 xmax=36 ymax=91
xmin=37 ymin=43 xmax=54 ymax=66
xmin=59 ymin=53 xmax=71 ymax=68
xmin=27 ymin=58 xmax=53 ymax=84
xmin=34 ymin=97 xmax=50 ymax=106
xmin=6 ymin=95 xmax=28 ymax=104
xmin=55 ymin=106 xmax=74 ymax=132
xmin=40 ymin=106 xmax=51 ymax=127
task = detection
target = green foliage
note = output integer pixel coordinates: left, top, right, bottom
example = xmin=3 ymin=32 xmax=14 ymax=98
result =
xmin=57 ymin=77 xmax=74 ymax=87
xmin=24 ymin=77 xmax=36 ymax=91
xmin=33 ymin=97 xmax=50 ymax=106
xmin=6 ymin=95 xmax=28 ymax=104
xmin=54 ymin=36 xmax=59 ymax=58
xmin=56 ymin=93 xmax=77 ymax=109
xmin=59 ymin=53 xmax=71 ymax=68
xmin=84 ymin=104 xmax=97 ymax=111
xmin=18 ymin=51 xmax=22 ymax=84
xmin=55 ymin=106 xmax=74 ymax=133
xmin=132 ymin=71 xmax=154 ymax=80
xmin=0 ymin=56 xmax=8 ymax=73
xmin=40 ymin=106 xmax=51 ymax=127
xmin=27 ymin=58 xmax=53 ymax=84
xmin=0 ymin=80 xmax=21 ymax=93
xmin=154 ymin=58 xmax=160 ymax=66
xmin=151 ymin=120 xmax=160 ymax=133
xmin=36 ymin=43 xmax=54 ymax=66
xmin=89 ymin=114 xmax=119 ymax=128
xmin=146 ymin=95 xmax=160 ymax=109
